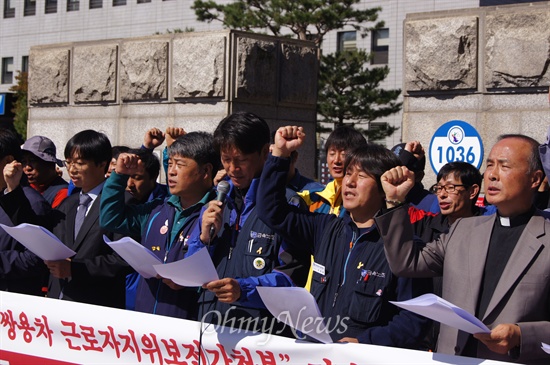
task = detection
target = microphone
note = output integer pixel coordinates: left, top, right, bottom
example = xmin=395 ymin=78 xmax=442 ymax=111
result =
xmin=209 ymin=180 xmax=230 ymax=239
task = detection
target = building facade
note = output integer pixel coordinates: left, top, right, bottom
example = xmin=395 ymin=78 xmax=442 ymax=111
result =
xmin=0 ymin=0 xmax=482 ymax=147
xmin=1 ymin=0 xmax=547 ymax=149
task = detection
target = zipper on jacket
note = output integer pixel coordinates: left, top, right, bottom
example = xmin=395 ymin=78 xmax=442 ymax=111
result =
xmin=333 ymin=230 xmax=361 ymax=308
xmin=332 ymin=285 xmax=341 ymax=308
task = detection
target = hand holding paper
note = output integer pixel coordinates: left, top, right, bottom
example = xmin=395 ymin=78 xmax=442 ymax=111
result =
xmin=473 ymin=323 xmax=521 ymax=355
xmin=390 ymin=293 xmax=490 ymax=334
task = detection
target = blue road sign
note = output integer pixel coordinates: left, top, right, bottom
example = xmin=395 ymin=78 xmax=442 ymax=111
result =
xmin=429 ymin=120 xmax=484 ymax=174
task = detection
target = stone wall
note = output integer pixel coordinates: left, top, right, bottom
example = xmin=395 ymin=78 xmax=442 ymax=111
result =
xmin=404 ymin=2 xmax=550 ymax=185
xmin=28 ymin=30 xmax=319 ymax=179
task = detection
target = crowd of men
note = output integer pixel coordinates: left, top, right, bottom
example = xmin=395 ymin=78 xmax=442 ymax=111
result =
xmin=0 ymin=112 xmax=549 ymax=364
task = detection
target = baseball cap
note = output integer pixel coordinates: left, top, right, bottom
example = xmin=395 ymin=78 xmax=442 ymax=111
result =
xmin=22 ymin=136 xmax=63 ymax=167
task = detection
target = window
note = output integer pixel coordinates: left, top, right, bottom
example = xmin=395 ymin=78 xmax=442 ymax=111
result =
xmin=90 ymin=0 xmax=102 ymax=9
xmin=113 ymin=0 xmax=126 ymax=6
xmin=21 ymin=56 xmax=29 ymax=73
xmin=67 ymin=0 xmax=79 ymax=11
xmin=371 ymin=28 xmax=389 ymax=65
xmin=24 ymin=0 xmax=36 ymax=16
xmin=45 ymin=0 xmax=57 ymax=13
xmin=337 ymin=31 xmax=357 ymax=52
xmin=137 ymin=0 xmax=151 ymax=3
xmin=2 ymin=58 xmax=14 ymax=84
xmin=3 ymin=0 xmax=15 ymax=18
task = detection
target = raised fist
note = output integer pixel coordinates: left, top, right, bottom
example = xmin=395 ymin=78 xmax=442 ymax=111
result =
xmin=271 ymin=126 xmax=305 ymax=158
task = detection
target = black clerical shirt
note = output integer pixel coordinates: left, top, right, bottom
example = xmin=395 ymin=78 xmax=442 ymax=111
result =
xmin=477 ymin=207 xmax=535 ymax=319
xmin=463 ymin=206 xmax=535 ymax=357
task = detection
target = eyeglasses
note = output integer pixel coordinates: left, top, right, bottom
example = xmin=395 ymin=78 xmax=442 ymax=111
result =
xmin=63 ymin=160 xmax=86 ymax=171
xmin=20 ymin=157 xmax=40 ymax=167
xmin=430 ymin=184 xmax=468 ymax=195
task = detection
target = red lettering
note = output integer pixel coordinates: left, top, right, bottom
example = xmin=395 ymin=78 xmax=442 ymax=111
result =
xmin=230 ymin=347 xmax=254 ymax=365
xmin=119 ymin=329 xmax=142 ymax=362
xmin=256 ymin=350 xmax=276 ymax=365
xmin=34 ymin=315 xmax=54 ymax=347
xmin=60 ymin=321 xmax=81 ymax=351
xmin=161 ymin=338 xmax=187 ymax=365
xmin=80 ymin=325 xmax=102 ymax=352
xmin=181 ymin=340 xmax=207 ymax=365
xmin=141 ymin=333 xmax=163 ymax=365
xmin=205 ymin=344 xmax=232 ymax=365
xmin=99 ymin=326 xmax=122 ymax=358
xmin=16 ymin=312 xmax=35 ymax=343
xmin=1 ymin=310 xmax=17 ymax=340
xmin=278 ymin=353 xmax=290 ymax=362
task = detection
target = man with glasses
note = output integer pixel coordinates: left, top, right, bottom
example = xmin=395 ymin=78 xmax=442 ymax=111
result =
xmin=410 ymin=161 xmax=488 ymax=243
xmin=377 ymin=134 xmax=550 ymax=363
xmin=44 ymin=130 xmax=131 ymax=309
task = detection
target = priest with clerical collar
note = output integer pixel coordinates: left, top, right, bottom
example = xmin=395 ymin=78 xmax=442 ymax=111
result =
xmin=376 ymin=134 xmax=550 ymax=364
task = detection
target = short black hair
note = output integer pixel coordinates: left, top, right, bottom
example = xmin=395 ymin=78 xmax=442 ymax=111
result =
xmin=325 ymin=125 xmax=367 ymax=154
xmin=0 ymin=129 xmax=22 ymax=160
xmin=344 ymin=143 xmax=401 ymax=192
xmin=169 ymin=131 xmax=220 ymax=173
xmin=437 ymin=161 xmax=482 ymax=188
xmin=214 ymin=111 xmax=270 ymax=155
xmin=64 ymin=130 xmax=112 ymax=172
xmin=129 ymin=148 xmax=160 ymax=181
xmin=437 ymin=161 xmax=482 ymax=209
xmin=112 ymin=145 xmax=130 ymax=160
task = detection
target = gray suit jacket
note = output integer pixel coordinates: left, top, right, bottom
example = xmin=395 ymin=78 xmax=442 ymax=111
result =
xmin=376 ymin=205 xmax=550 ymax=364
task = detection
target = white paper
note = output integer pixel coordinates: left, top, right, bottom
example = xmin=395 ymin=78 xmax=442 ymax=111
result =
xmin=0 ymin=223 xmax=76 ymax=261
xmin=542 ymin=342 xmax=550 ymax=354
xmin=257 ymin=286 xmax=333 ymax=344
xmin=153 ymin=247 xmax=218 ymax=287
xmin=390 ymin=293 xmax=490 ymax=334
xmin=103 ymin=236 xmax=162 ymax=278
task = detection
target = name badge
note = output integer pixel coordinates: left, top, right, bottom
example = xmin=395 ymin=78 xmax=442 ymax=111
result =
xmin=312 ymin=262 xmax=325 ymax=275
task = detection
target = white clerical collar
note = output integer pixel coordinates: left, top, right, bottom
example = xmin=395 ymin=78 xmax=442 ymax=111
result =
xmin=499 ymin=216 xmax=511 ymax=227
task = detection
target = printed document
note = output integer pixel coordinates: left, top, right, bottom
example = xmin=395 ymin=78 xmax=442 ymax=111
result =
xmin=0 ymin=223 xmax=76 ymax=261
xmin=153 ymin=247 xmax=219 ymax=287
xmin=390 ymin=293 xmax=490 ymax=334
xmin=104 ymin=236 xmax=161 ymax=278
xmin=257 ymin=286 xmax=333 ymax=344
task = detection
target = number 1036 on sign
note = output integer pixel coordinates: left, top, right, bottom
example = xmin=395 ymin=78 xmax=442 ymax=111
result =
xmin=428 ymin=121 xmax=484 ymax=174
